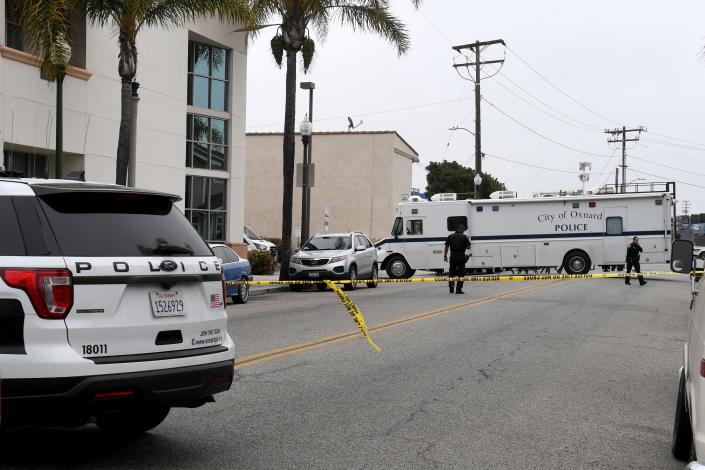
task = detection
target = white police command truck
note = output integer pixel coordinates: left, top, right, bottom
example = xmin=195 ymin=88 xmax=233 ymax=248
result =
xmin=0 ymin=178 xmax=235 ymax=433
xmin=377 ymin=184 xmax=674 ymax=278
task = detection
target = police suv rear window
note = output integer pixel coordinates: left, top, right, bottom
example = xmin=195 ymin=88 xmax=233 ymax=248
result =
xmin=38 ymin=192 xmax=212 ymax=257
xmin=0 ymin=197 xmax=25 ymax=256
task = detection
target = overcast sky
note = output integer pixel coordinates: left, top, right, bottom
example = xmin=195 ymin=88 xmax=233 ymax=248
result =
xmin=245 ymin=0 xmax=705 ymax=213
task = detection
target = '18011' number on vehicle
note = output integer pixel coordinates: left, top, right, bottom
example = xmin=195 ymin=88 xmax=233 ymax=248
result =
xmin=82 ymin=344 xmax=108 ymax=355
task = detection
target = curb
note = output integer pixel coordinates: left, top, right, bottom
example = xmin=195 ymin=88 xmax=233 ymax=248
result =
xmin=249 ymin=285 xmax=291 ymax=297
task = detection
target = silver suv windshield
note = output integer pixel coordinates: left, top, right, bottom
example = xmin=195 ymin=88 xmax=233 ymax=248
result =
xmin=303 ymin=235 xmax=352 ymax=251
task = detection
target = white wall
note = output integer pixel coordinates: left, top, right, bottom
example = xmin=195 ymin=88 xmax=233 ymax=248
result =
xmin=0 ymin=2 xmax=247 ymax=244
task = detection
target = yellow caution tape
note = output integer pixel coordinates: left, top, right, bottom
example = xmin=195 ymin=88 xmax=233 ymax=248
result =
xmin=324 ymin=280 xmax=382 ymax=355
xmin=228 ymin=271 xmax=678 ymax=286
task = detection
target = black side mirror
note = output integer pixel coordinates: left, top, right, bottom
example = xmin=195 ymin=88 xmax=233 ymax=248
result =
xmin=671 ymin=239 xmax=695 ymax=274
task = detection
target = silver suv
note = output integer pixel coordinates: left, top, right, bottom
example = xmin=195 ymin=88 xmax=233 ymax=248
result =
xmin=289 ymin=232 xmax=378 ymax=291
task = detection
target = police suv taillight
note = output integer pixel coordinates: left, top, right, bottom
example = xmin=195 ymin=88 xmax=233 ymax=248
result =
xmin=0 ymin=269 xmax=73 ymax=319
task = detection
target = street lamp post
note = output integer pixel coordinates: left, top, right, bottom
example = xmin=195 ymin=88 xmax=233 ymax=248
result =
xmin=299 ymin=82 xmax=315 ymax=245
xmin=299 ymin=116 xmax=313 ymax=245
xmin=474 ymin=173 xmax=482 ymax=200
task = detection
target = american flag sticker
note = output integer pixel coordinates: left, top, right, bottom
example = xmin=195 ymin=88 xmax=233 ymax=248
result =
xmin=210 ymin=293 xmax=222 ymax=309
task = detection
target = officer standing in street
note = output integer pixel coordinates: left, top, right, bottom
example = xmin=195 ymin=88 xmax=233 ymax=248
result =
xmin=625 ymin=236 xmax=647 ymax=286
xmin=444 ymin=223 xmax=470 ymax=294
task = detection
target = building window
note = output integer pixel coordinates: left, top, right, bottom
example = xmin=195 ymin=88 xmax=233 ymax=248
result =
xmin=5 ymin=1 xmax=86 ymax=68
xmin=2 ymin=149 xmax=47 ymax=178
xmin=186 ymin=113 xmax=228 ymax=170
xmin=185 ymin=175 xmax=227 ymax=242
xmin=5 ymin=2 xmax=24 ymax=51
xmin=187 ymin=41 xmax=229 ymax=112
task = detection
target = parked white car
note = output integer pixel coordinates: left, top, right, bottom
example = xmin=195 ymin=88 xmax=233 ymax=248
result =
xmin=671 ymin=239 xmax=705 ymax=464
xmin=244 ymin=226 xmax=278 ymax=259
xmin=694 ymin=246 xmax=705 ymax=261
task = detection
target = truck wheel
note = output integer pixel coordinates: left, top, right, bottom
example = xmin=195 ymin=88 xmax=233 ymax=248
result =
xmin=563 ymin=251 xmax=591 ymax=275
xmin=97 ymin=406 xmax=170 ymax=435
xmin=385 ymin=255 xmax=413 ymax=279
xmin=344 ymin=265 xmax=358 ymax=291
xmin=672 ymin=368 xmax=694 ymax=461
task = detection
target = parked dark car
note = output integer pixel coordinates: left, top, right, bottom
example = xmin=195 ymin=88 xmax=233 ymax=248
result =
xmin=210 ymin=244 xmax=252 ymax=304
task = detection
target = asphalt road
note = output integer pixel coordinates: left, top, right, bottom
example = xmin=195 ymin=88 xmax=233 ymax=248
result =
xmin=0 ymin=268 xmax=692 ymax=469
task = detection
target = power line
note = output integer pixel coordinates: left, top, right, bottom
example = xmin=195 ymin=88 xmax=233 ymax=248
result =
xmin=640 ymin=137 xmax=705 ymax=152
xmin=628 ymin=168 xmax=705 ymax=189
xmin=485 ymin=151 xmax=612 ymax=175
xmin=490 ymin=67 xmax=604 ymax=131
xmin=629 ymin=154 xmax=705 ymax=178
xmin=487 ymin=72 xmax=602 ymax=133
xmin=481 ymin=96 xmax=614 ymax=158
xmin=647 ymin=131 xmax=705 ymax=149
xmin=247 ymin=97 xmax=473 ymax=129
xmin=505 ymin=45 xmax=621 ymax=126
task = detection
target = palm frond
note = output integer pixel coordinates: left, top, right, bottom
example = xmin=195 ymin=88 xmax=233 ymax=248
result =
xmin=9 ymin=0 xmax=74 ymax=80
xmin=143 ymin=0 xmax=251 ymax=30
xmin=327 ymin=0 xmax=411 ymax=55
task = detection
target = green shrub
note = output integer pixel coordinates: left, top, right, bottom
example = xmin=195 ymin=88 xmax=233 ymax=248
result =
xmin=249 ymin=249 xmax=275 ymax=275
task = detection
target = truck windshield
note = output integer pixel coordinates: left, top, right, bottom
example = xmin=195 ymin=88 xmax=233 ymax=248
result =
xmin=244 ymin=226 xmax=262 ymax=240
xmin=303 ymin=235 xmax=352 ymax=251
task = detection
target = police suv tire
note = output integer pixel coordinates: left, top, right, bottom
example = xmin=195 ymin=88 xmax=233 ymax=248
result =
xmin=290 ymin=284 xmax=304 ymax=292
xmin=385 ymin=255 xmax=413 ymax=279
xmin=672 ymin=368 xmax=694 ymax=461
xmin=344 ymin=266 xmax=358 ymax=291
xmin=367 ymin=265 xmax=379 ymax=288
xmin=563 ymin=251 xmax=591 ymax=275
xmin=97 ymin=406 xmax=170 ymax=435
xmin=316 ymin=283 xmax=327 ymax=291
xmin=234 ymin=278 xmax=249 ymax=304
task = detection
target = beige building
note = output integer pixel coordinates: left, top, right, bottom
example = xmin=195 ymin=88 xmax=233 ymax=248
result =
xmin=245 ymin=131 xmax=419 ymax=243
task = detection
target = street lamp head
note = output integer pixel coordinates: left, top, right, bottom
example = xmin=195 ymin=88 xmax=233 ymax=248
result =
xmin=300 ymin=81 xmax=315 ymax=90
xmin=299 ymin=117 xmax=312 ymax=136
xmin=474 ymin=174 xmax=482 ymax=186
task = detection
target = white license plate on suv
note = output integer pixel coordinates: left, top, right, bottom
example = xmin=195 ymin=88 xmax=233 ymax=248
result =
xmin=150 ymin=291 xmax=186 ymax=317
xmin=307 ymin=272 xmax=320 ymax=278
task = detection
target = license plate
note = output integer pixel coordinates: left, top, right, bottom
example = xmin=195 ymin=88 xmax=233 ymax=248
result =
xmin=307 ymin=272 xmax=320 ymax=278
xmin=150 ymin=291 xmax=186 ymax=317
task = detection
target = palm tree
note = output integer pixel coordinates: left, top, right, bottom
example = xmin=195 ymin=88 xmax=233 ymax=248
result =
xmin=82 ymin=0 xmax=249 ymax=185
xmin=9 ymin=0 xmax=73 ymax=178
xmin=244 ymin=0 xmax=422 ymax=280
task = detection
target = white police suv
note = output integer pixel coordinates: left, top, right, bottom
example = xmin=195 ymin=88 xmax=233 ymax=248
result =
xmin=0 ymin=178 xmax=235 ymax=433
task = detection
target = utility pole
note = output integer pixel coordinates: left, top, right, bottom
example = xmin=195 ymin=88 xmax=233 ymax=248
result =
xmin=604 ymin=126 xmax=645 ymax=193
xmin=452 ymin=39 xmax=505 ymax=198
xmin=683 ymin=200 xmax=691 ymax=224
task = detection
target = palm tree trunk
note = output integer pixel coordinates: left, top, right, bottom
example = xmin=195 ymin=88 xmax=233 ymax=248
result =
xmin=116 ymin=78 xmax=132 ymax=185
xmin=279 ymin=49 xmax=298 ymax=280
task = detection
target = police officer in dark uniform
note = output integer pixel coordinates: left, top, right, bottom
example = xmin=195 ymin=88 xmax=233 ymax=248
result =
xmin=625 ymin=236 xmax=646 ymax=286
xmin=444 ymin=223 xmax=470 ymax=294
